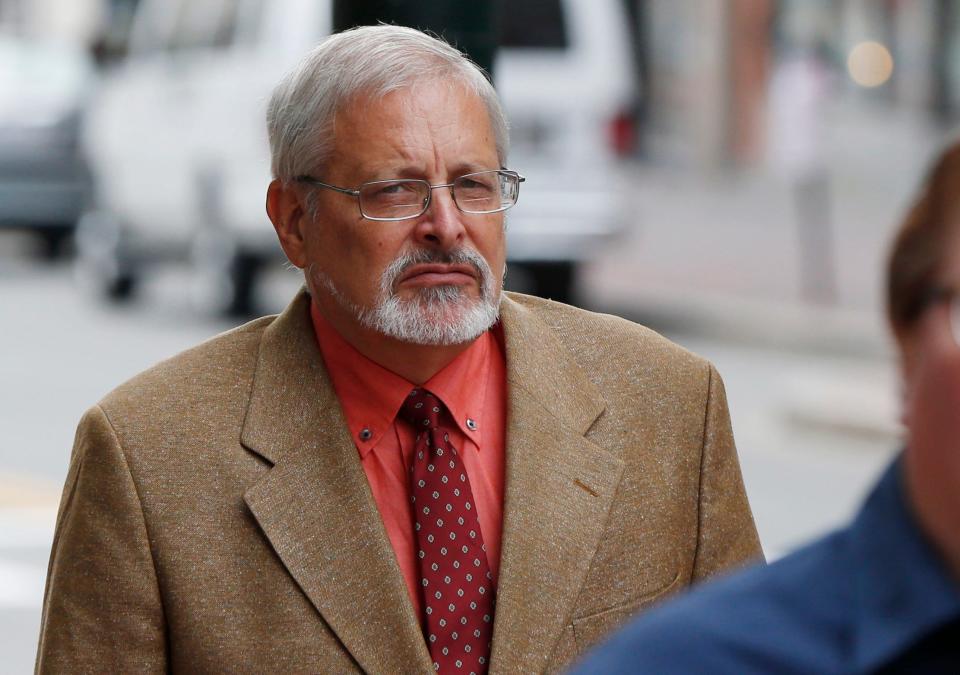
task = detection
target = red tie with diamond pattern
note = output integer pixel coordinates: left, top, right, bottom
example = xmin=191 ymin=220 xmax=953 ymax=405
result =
xmin=401 ymin=388 xmax=495 ymax=674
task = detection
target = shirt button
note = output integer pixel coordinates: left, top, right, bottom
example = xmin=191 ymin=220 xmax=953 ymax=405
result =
xmin=359 ymin=428 xmax=372 ymax=441
xmin=466 ymin=418 xmax=478 ymax=431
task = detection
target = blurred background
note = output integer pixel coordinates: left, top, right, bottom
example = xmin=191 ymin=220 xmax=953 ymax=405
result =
xmin=2 ymin=0 xmax=957 ymax=669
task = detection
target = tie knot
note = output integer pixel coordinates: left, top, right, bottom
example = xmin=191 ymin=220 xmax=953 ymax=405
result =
xmin=400 ymin=388 xmax=446 ymax=430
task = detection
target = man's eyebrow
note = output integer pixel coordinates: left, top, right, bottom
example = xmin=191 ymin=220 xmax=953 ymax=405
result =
xmin=362 ymin=162 xmax=497 ymax=181
xmin=358 ymin=163 xmax=428 ymax=180
xmin=449 ymin=162 xmax=493 ymax=175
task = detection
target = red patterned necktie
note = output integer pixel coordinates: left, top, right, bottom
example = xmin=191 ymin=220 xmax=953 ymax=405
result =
xmin=401 ymin=388 xmax=495 ymax=674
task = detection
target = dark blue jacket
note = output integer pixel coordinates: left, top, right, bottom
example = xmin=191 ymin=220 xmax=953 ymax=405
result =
xmin=571 ymin=459 xmax=960 ymax=674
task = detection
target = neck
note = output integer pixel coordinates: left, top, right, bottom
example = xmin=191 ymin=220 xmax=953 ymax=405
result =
xmin=347 ymin=328 xmax=474 ymax=384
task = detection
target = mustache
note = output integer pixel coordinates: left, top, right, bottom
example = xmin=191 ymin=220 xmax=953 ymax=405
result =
xmin=380 ymin=247 xmax=491 ymax=295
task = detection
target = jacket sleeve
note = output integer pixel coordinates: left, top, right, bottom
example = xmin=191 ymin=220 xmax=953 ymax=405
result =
xmin=691 ymin=365 xmax=764 ymax=580
xmin=35 ymin=405 xmax=167 ymax=674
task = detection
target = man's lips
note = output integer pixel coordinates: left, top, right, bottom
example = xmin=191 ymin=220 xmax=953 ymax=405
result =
xmin=396 ymin=263 xmax=479 ymax=288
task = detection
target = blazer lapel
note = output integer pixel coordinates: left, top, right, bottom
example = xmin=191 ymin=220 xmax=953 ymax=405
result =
xmin=490 ymin=295 xmax=625 ymax=674
xmin=240 ymin=291 xmax=433 ymax=674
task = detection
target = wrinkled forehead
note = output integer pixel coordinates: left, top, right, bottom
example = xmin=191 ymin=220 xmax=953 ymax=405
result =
xmin=337 ymin=77 xmax=489 ymax=127
xmin=328 ymin=81 xmax=498 ymax=172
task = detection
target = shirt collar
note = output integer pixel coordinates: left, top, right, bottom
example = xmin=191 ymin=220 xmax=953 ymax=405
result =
xmin=310 ymin=303 xmax=413 ymax=457
xmin=851 ymin=455 xmax=960 ymax=672
xmin=422 ymin=323 xmax=498 ymax=448
xmin=310 ymin=301 xmax=495 ymax=457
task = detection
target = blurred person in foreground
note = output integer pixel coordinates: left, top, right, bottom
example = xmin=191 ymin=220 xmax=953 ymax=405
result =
xmin=572 ymin=144 xmax=960 ymax=674
xmin=35 ymin=25 xmax=760 ymax=673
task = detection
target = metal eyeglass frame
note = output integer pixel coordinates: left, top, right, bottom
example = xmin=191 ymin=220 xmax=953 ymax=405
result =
xmin=921 ymin=286 xmax=960 ymax=347
xmin=293 ymin=169 xmax=525 ymax=221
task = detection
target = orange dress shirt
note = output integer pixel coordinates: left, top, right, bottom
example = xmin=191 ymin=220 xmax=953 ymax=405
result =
xmin=310 ymin=303 xmax=507 ymax=617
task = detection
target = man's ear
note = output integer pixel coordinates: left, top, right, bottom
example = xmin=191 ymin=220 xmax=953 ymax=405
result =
xmin=266 ymin=179 xmax=309 ymax=268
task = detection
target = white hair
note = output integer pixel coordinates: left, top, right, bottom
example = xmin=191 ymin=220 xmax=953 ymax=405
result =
xmin=266 ymin=24 xmax=509 ymax=183
xmin=308 ymin=246 xmax=502 ymax=346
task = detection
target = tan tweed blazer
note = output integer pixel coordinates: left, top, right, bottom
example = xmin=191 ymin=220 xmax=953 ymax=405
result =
xmin=36 ymin=290 xmax=761 ymax=674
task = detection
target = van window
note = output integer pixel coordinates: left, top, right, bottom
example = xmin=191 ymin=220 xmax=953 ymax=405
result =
xmin=498 ymin=0 xmax=568 ymax=49
xmin=232 ymin=0 xmax=266 ymax=48
xmin=168 ymin=0 xmax=242 ymax=51
xmin=127 ymin=0 xmax=181 ymax=55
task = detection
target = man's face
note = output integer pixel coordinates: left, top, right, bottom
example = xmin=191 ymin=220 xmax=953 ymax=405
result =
xmin=298 ymin=81 xmax=507 ymax=346
xmin=900 ymin=222 xmax=960 ymax=576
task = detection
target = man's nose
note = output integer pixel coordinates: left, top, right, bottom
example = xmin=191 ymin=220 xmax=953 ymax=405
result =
xmin=413 ymin=187 xmax=466 ymax=249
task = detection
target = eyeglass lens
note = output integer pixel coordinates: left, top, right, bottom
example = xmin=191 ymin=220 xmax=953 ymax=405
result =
xmin=357 ymin=171 xmax=518 ymax=219
xmin=951 ymin=295 xmax=960 ymax=347
xmin=358 ymin=180 xmax=427 ymax=219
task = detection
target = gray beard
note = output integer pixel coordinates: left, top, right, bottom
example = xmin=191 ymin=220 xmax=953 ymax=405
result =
xmin=309 ymin=247 xmax=502 ymax=346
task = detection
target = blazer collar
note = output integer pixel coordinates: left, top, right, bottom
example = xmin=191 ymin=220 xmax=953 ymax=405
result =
xmin=489 ymin=294 xmax=623 ymax=673
xmin=240 ymin=290 xmax=434 ymax=674
xmin=240 ymin=289 xmax=622 ymax=673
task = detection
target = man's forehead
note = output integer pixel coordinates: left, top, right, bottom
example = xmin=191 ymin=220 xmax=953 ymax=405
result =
xmin=328 ymin=83 xmax=498 ymax=176
xmin=337 ymin=81 xmax=485 ymax=126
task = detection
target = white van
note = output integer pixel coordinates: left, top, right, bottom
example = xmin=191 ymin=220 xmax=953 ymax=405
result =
xmin=78 ymin=0 xmax=637 ymax=312
xmin=0 ymin=32 xmax=94 ymax=257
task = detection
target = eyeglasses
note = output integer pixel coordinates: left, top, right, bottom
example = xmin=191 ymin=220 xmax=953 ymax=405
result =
xmin=923 ymin=287 xmax=960 ymax=347
xmin=294 ymin=169 xmax=525 ymax=221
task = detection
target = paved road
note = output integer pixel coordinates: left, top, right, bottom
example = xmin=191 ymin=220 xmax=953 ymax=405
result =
xmin=0 ymin=249 xmax=899 ymax=672
xmin=0 ymin=252 xmax=235 ymax=673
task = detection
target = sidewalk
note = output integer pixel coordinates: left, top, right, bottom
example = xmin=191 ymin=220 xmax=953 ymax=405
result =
xmin=585 ymin=99 xmax=949 ymax=356
xmin=577 ymin=101 xmax=949 ymax=553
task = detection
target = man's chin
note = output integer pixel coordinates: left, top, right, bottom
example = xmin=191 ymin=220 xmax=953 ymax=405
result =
xmin=405 ymin=291 xmax=477 ymax=321
xmin=397 ymin=283 xmax=481 ymax=303
xmin=373 ymin=287 xmax=500 ymax=346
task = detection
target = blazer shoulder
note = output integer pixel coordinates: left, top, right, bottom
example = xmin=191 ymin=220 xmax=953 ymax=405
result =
xmin=97 ymin=314 xmax=275 ymax=419
xmin=574 ymin=532 xmax=852 ymax=674
xmin=504 ymin=292 xmax=711 ymax=377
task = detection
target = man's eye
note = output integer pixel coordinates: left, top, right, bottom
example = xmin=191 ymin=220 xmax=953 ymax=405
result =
xmin=370 ymin=182 xmax=421 ymax=199
xmin=458 ymin=178 xmax=494 ymax=192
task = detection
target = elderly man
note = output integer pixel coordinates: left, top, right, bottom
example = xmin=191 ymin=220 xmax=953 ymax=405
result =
xmin=36 ymin=26 xmax=760 ymax=674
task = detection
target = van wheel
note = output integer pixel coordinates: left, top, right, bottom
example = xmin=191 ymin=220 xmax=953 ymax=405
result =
xmin=74 ymin=211 xmax=137 ymax=302
xmin=77 ymin=262 xmax=137 ymax=302
xmin=513 ymin=261 xmax=578 ymax=305
xmin=36 ymin=225 xmax=73 ymax=260
xmin=224 ymin=252 xmax=262 ymax=317
xmin=104 ymin=272 xmax=136 ymax=300
xmin=191 ymin=230 xmax=261 ymax=318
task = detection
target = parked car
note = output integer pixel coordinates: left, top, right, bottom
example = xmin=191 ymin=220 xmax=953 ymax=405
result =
xmin=0 ymin=32 xmax=95 ymax=257
xmin=78 ymin=0 xmax=637 ymax=313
